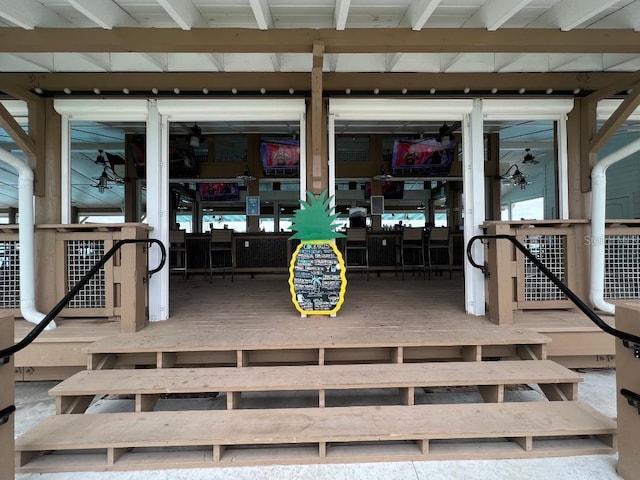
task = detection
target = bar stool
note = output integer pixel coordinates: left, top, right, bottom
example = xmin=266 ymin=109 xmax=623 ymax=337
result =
xmin=427 ymin=227 xmax=452 ymax=279
xmin=345 ymin=228 xmax=369 ymax=280
xmin=401 ymin=227 xmax=426 ymax=280
xmin=209 ymin=229 xmax=234 ymax=282
xmin=169 ymin=230 xmax=188 ymax=280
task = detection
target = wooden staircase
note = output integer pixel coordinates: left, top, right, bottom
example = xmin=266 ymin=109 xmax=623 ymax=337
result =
xmin=15 ymin=326 xmax=617 ymax=473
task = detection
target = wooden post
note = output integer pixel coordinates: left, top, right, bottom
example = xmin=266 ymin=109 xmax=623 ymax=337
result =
xmin=119 ymin=226 xmax=149 ymax=333
xmin=615 ymin=303 xmax=640 ymax=480
xmin=0 ymin=316 xmax=15 ymax=480
xmin=485 ymin=222 xmax=513 ymax=325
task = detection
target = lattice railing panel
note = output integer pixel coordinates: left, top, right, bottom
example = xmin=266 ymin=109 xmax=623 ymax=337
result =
xmin=65 ymin=240 xmax=106 ymax=309
xmin=604 ymin=234 xmax=640 ymax=299
xmin=523 ymin=234 xmax=567 ymax=302
xmin=0 ymin=240 xmax=19 ymax=309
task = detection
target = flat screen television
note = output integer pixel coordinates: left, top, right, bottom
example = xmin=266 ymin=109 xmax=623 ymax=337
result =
xmin=198 ymin=182 xmax=240 ymax=201
xmin=391 ymin=138 xmax=456 ymax=176
xmin=128 ymin=134 xmax=204 ymax=178
xmin=364 ymin=180 xmax=404 ymax=200
xmin=260 ymin=139 xmax=300 ymax=177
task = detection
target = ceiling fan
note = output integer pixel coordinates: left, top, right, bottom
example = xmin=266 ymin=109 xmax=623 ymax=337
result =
xmin=522 ymin=148 xmax=540 ymax=165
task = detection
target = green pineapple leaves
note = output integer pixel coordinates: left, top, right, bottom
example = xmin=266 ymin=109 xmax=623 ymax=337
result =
xmin=289 ymin=190 xmax=346 ymax=241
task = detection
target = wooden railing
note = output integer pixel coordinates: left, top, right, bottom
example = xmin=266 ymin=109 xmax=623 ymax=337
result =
xmin=616 ymin=303 xmax=640 ymax=480
xmin=0 ymin=223 xmax=152 ymax=333
xmin=481 ymin=220 xmax=640 ymax=325
xmin=0 ymin=315 xmax=15 ymax=480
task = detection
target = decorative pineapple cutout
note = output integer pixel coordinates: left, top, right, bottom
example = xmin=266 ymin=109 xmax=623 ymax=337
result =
xmin=288 ymin=190 xmax=347 ymax=316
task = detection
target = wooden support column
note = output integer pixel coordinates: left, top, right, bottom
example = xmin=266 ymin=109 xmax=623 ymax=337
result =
xmin=309 ymin=41 xmax=326 ymax=195
xmin=0 ymin=316 xmax=15 ymax=480
xmin=486 ymin=133 xmax=501 ymax=221
xmin=485 ymin=223 xmax=513 ymax=325
xmin=579 ymin=98 xmax=597 ymax=194
xmin=119 ymin=226 xmax=149 ymax=333
xmin=35 ymin=100 xmax=62 ymax=313
xmin=615 ymin=304 xmax=640 ymax=480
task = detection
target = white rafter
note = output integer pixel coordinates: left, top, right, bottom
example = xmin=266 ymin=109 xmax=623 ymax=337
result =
xmin=157 ymin=0 xmax=206 ymax=31
xmin=8 ymin=53 xmax=54 ymax=71
xmin=208 ymin=54 xmax=225 ymax=72
xmin=68 ymin=0 xmax=138 ymax=29
xmin=464 ymin=0 xmax=532 ymax=31
xmin=442 ymin=53 xmax=466 ymax=72
xmin=386 ymin=53 xmax=403 ymax=72
xmin=589 ymin=0 xmax=640 ymax=30
xmin=249 ymin=0 xmax=274 ymax=30
xmin=530 ymin=0 xmax=621 ymax=31
xmin=406 ymin=0 xmax=442 ymax=31
xmin=269 ymin=53 xmax=281 ymax=72
xmin=0 ymin=0 xmax=69 ymax=29
xmin=76 ymin=53 xmax=111 ymax=71
xmin=140 ymin=53 xmax=168 ymax=72
xmin=334 ymin=0 xmax=351 ymax=30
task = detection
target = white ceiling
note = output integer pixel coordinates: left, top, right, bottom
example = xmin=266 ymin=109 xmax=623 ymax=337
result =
xmin=0 ymin=1 xmax=639 ymax=74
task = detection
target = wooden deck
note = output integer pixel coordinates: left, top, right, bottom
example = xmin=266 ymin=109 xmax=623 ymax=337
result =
xmin=14 ymin=272 xmax=620 ymax=472
xmin=14 ymin=272 xmax=616 ymax=377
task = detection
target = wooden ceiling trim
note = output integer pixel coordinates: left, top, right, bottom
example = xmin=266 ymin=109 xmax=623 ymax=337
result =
xmin=0 ymin=28 xmax=639 ymax=55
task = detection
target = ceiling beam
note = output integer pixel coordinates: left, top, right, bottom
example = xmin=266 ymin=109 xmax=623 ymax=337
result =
xmin=249 ymin=0 xmax=274 ymax=30
xmin=4 ymin=71 xmax=638 ymax=94
xmin=406 ymin=0 xmax=442 ymax=31
xmin=68 ymin=0 xmax=138 ymax=29
xmin=529 ymin=0 xmax=621 ymax=31
xmin=1 ymin=28 xmax=639 ymax=55
xmin=0 ymin=102 xmax=35 ymax=158
xmin=589 ymin=80 xmax=640 ymax=153
xmin=0 ymin=0 xmax=69 ymax=29
xmin=157 ymin=0 xmax=206 ymax=31
xmin=464 ymin=0 xmax=532 ymax=31
xmin=334 ymin=0 xmax=351 ymax=31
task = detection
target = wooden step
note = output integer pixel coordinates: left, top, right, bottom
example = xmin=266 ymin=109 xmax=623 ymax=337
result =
xmin=86 ymin=326 xmax=550 ymax=369
xmin=15 ymin=401 xmax=616 ymax=473
xmin=50 ymin=360 xmax=582 ymax=413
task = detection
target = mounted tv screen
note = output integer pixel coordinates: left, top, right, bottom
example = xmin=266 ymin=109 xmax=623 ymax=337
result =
xmin=391 ymin=138 xmax=456 ymax=176
xmin=128 ymin=134 xmax=204 ymax=178
xmin=260 ymin=139 xmax=300 ymax=177
xmin=364 ymin=180 xmax=404 ymax=200
xmin=198 ymin=182 xmax=240 ymax=201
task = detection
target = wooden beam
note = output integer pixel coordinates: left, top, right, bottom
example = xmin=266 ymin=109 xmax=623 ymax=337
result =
xmin=310 ymin=41 xmax=324 ymax=194
xmin=5 ymin=71 xmax=638 ymax=94
xmin=589 ymin=82 xmax=640 ymax=153
xmin=249 ymin=0 xmax=274 ymax=30
xmin=584 ymin=70 xmax=640 ymax=103
xmin=334 ymin=0 xmax=351 ymax=31
xmin=0 ymin=101 xmax=35 ymax=157
xmin=579 ymin=98 xmax=597 ymax=193
xmin=0 ymin=28 xmax=639 ymax=54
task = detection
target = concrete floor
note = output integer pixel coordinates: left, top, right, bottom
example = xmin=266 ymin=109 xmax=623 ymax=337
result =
xmin=13 ymin=369 xmax=622 ymax=480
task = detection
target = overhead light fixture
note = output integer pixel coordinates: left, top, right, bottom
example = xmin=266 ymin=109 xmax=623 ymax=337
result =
xmin=93 ymin=167 xmax=123 ymax=194
xmin=416 ymin=201 xmax=426 ymax=211
xmin=189 ymin=123 xmax=203 ymax=148
xmin=438 ymin=122 xmax=451 ymax=148
xmin=522 ymin=148 xmax=539 ymax=164
xmin=95 ymin=149 xmax=107 ymax=166
xmin=236 ymin=165 xmax=256 ymax=185
xmin=373 ymin=164 xmax=393 ymax=181
xmin=498 ymin=164 xmax=530 ymax=190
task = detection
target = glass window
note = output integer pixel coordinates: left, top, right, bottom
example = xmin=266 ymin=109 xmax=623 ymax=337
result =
xmin=336 ymin=136 xmax=370 ymax=162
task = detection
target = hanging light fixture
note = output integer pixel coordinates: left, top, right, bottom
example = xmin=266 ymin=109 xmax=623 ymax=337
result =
xmin=236 ymin=165 xmax=256 ymax=185
xmin=498 ymin=164 xmax=530 ymax=190
xmin=373 ymin=164 xmax=393 ymax=181
xmin=189 ymin=123 xmax=203 ymax=148
xmin=438 ymin=122 xmax=451 ymax=148
xmin=416 ymin=201 xmax=426 ymax=211
xmin=95 ymin=149 xmax=107 ymax=166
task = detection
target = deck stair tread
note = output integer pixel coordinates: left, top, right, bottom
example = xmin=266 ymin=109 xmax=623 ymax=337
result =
xmin=51 ymin=360 xmax=581 ymax=396
xmin=86 ymin=326 xmax=549 ymax=354
xmin=15 ymin=402 xmax=616 ymax=471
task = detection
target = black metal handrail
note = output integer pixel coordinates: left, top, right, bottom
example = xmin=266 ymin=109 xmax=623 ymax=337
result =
xmin=466 ymin=234 xmax=640 ymax=347
xmin=0 ymin=238 xmax=166 ymax=358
